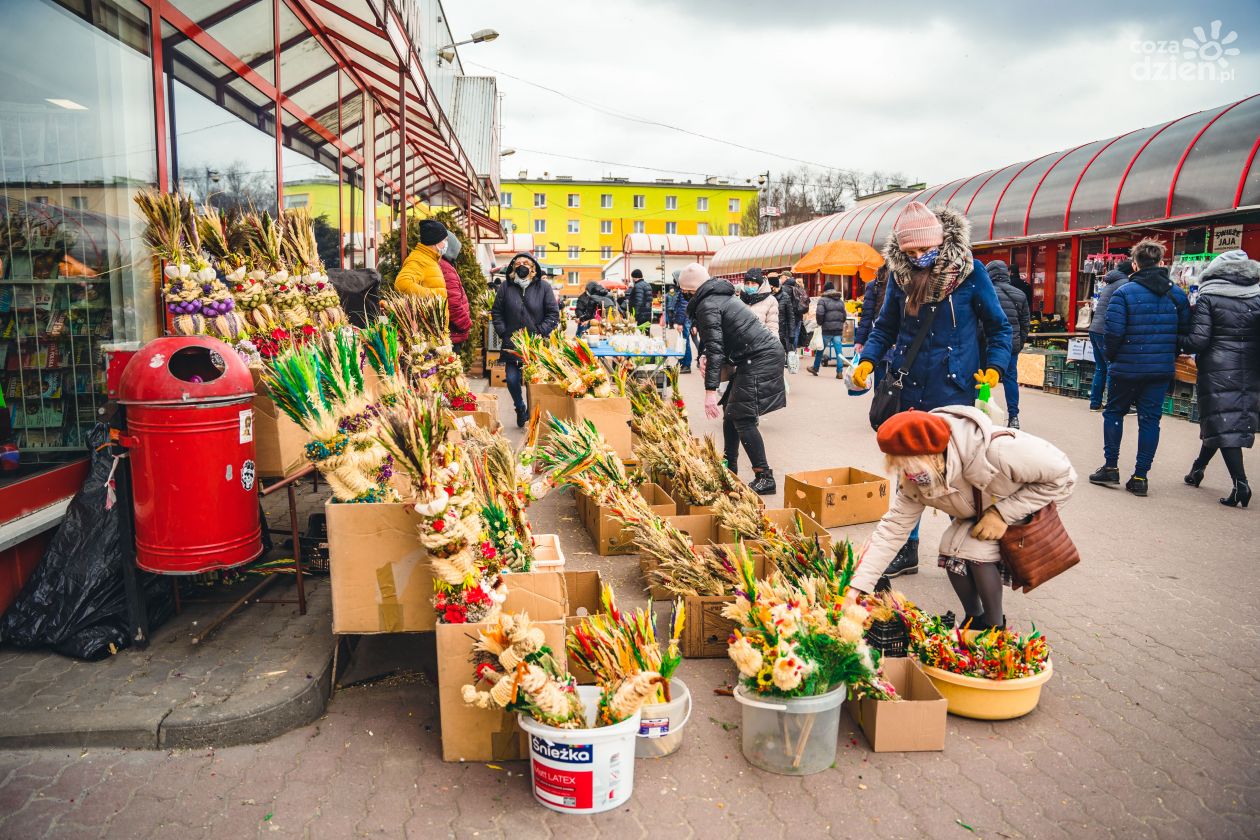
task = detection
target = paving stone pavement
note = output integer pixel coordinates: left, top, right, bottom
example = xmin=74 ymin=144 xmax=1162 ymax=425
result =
xmin=0 ymin=369 xmax=1257 ymax=839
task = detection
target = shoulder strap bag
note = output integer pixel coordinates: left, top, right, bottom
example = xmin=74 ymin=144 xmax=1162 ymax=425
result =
xmin=973 ymin=476 xmax=1080 ymax=594
xmin=868 ymin=302 xmax=941 ymax=431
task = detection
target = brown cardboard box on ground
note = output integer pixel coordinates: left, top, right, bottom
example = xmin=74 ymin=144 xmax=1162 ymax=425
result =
xmin=327 ymin=501 xmax=436 ymax=634
xmin=677 ymin=555 xmax=771 ymax=659
xmin=570 ymin=396 xmax=634 ymax=461
xmin=437 ymin=572 xmax=570 ymax=762
xmin=532 ymin=533 xmax=565 ymax=568
xmin=783 ymin=467 xmax=890 ymax=527
xmin=562 ymin=570 xmax=603 ymax=684
xmin=489 ymin=364 xmax=507 ymax=388
xmin=452 ymin=409 xmax=500 ymax=434
xmin=250 ymin=370 xmax=307 ymax=478
xmin=850 ymin=658 xmax=948 ymax=752
xmin=717 ymin=507 xmax=833 ymax=551
xmin=665 ymin=514 xmax=720 ymax=546
xmin=527 ymin=382 xmax=570 ymax=439
xmin=579 ymin=483 xmax=676 ymax=555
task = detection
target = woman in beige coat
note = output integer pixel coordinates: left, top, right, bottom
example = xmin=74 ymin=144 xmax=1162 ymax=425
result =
xmin=848 ymin=406 xmax=1076 ymax=629
xmin=739 ymin=269 xmax=781 ymax=338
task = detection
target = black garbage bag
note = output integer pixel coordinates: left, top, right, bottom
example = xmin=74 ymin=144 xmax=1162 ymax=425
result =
xmin=328 ymin=267 xmax=381 ymax=327
xmin=0 ymin=426 xmax=174 ymax=660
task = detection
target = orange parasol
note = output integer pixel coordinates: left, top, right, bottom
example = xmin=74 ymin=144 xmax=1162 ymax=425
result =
xmin=792 ymin=239 xmax=884 ymax=280
xmin=600 ymin=279 xmax=627 ymax=291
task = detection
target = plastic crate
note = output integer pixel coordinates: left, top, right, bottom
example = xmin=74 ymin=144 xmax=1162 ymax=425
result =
xmin=1044 ymin=385 xmax=1063 ymax=396
xmin=1173 ymin=397 xmax=1192 ymax=418
xmin=865 ymin=618 xmax=908 ymax=658
xmin=1061 ymin=369 xmax=1081 ymax=390
xmin=1162 ymin=395 xmax=1175 ymax=416
xmin=1043 ymin=370 xmax=1063 ymax=388
xmin=1045 ymin=353 xmax=1067 ymax=372
xmin=1171 ymin=380 xmax=1196 ymax=400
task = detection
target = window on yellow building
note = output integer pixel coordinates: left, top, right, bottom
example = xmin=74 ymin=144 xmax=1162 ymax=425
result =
xmin=601 ymin=193 xmax=612 ymax=208
xmin=502 ymin=192 xmax=512 ymax=207
xmin=600 ymin=220 xmax=612 ymax=234
xmin=728 ymin=198 xmax=740 ymax=212
xmin=568 ymin=271 xmax=580 ymax=285
xmin=633 ymin=220 xmax=645 ymax=233
xmin=568 ymin=220 xmax=579 ymax=234
xmin=728 ymin=223 xmax=740 ymax=236
xmin=601 ymin=246 xmax=612 ymax=260
xmin=697 ymin=196 xmax=709 ymax=211
xmin=534 ymin=193 xmax=546 ymax=208
xmin=534 ymin=246 xmax=547 ymax=259
xmin=633 ymin=194 xmax=645 ymax=209
xmin=284 ymin=194 xmax=310 ymax=209
xmin=697 ymin=223 xmax=709 ymax=235
xmin=665 ymin=221 xmax=677 ymax=234
xmin=567 ymin=193 xmax=579 ymax=208
xmin=665 ymin=195 xmax=677 ymax=210
xmin=568 ymin=246 xmax=579 ymax=259
xmin=534 ymin=219 xmax=546 ymax=233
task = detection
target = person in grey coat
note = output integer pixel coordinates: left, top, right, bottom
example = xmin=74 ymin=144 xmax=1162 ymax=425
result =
xmin=986 ymin=260 xmax=1031 ymax=427
xmin=1087 ymin=261 xmax=1133 ymax=410
xmin=1182 ymin=250 xmax=1260 ymax=508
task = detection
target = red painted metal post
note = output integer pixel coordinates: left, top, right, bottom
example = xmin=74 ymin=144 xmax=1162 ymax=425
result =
xmin=398 ymin=59 xmax=408 ymax=259
xmin=273 ymin=0 xmax=283 ymax=213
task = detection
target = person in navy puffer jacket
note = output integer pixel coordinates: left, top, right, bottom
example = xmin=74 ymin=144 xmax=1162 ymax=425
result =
xmin=1090 ymin=238 xmax=1189 ymax=496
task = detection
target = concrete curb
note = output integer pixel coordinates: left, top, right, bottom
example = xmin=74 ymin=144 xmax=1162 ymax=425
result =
xmin=0 ymin=643 xmax=334 ymax=752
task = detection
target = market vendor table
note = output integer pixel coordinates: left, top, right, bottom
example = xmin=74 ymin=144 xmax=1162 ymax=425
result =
xmin=587 ymin=345 xmax=686 ymax=385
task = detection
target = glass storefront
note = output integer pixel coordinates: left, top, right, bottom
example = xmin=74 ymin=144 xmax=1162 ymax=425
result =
xmin=1 ymin=0 xmax=158 ymax=479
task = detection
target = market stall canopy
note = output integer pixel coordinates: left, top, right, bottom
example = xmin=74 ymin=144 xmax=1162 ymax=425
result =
xmin=600 ymin=280 xmax=627 ymax=291
xmin=792 ymin=240 xmax=883 ymax=280
xmin=623 ymin=233 xmax=740 ymax=256
xmin=710 ymin=94 xmax=1260 ymax=277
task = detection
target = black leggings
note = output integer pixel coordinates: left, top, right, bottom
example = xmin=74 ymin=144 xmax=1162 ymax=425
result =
xmin=1192 ymin=445 xmax=1248 ymax=483
xmin=723 ymin=414 xmax=768 ymax=474
xmin=947 ymin=562 xmax=1005 ymax=628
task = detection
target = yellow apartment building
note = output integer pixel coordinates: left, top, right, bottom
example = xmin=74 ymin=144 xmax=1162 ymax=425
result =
xmin=498 ymin=176 xmax=757 ymax=296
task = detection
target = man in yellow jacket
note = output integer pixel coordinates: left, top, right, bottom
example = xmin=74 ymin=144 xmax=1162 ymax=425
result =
xmin=394 ymin=219 xmax=450 ymax=297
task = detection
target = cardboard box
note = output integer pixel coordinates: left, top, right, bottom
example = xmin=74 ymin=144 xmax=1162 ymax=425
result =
xmin=527 ymin=382 xmax=570 ymax=438
xmin=675 ymin=555 xmax=772 ymax=659
xmin=532 ymin=533 xmax=565 ymax=568
xmin=327 ymin=501 xmax=436 ymax=634
xmin=850 ymin=658 xmax=948 ymax=752
xmin=1017 ymin=351 xmax=1047 ymax=388
xmin=783 ymin=467 xmax=890 ymax=527
xmin=250 ymin=370 xmax=307 ymax=478
xmin=562 ymin=569 xmax=603 ymax=685
xmin=717 ymin=507 xmax=832 ymax=551
xmin=452 ymin=409 xmax=500 ymax=434
xmin=579 ymin=483 xmax=676 ymax=556
xmin=489 ymin=364 xmax=507 ymax=388
xmin=570 ymin=396 xmax=634 ymax=461
xmin=664 ymin=514 xmax=720 ymax=546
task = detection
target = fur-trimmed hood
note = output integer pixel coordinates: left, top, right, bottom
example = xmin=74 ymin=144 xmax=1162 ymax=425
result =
xmin=882 ymin=205 xmax=975 ymax=304
xmin=505 ymin=252 xmax=544 ymax=282
xmin=1200 ymin=255 xmax=1260 ymax=287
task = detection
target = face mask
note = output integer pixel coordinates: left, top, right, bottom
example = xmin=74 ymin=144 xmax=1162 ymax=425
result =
xmin=910 ymin=248 xmax=940 ymax=269
xmin=743 ymin=284 xmax=759 ymax=295
xmin=514 ymin=265 xmax=531 ymax=280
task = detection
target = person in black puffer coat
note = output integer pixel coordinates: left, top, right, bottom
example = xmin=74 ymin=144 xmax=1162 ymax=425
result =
xmin=985 ymin=260 xmax=1031 ymax=427
xmin=1182 ymin=250 xmax=1260 ymax=508
xmin=680 ymin=263 xmax=786 ymax=495
xmin=575 ymin=281 xmax=615 ymax=334
xmin=627 ymin=270 xmax=654 ymax=326
xmin=809 ymin=282 xmax=848 ymax=376
xmin=492 ymin=253 xmax=560 ymax=427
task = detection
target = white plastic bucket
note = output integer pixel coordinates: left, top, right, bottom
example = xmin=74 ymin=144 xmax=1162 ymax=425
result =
xmin=518 ymin=685 xmax=641 ymax=814
xmin=733 ymin=683 xmax=846 ymax=775
xmin=635 ymin=677 xmax=692 ymax=758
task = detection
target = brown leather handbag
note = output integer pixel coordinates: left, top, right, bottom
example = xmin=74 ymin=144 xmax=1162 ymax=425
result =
xmin=974 ymin=487 xmax=1080 ymax=593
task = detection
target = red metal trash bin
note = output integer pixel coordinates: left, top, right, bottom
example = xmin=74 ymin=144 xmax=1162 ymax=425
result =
xmin=118 ymin=336 xmax=263 ymax=574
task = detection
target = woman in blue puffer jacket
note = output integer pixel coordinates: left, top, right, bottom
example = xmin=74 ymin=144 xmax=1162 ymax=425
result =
xmin=851 ymin=201 xmax=1012 ymax=578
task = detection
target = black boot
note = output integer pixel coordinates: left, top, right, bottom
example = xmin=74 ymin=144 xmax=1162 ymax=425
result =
xmin=748 ymin=469 xmax=776 ymax=496
xmin=883 ymin=539 xmax=919 ymax=578
xmin=1089 ymin=465 xmax=1120 ymax=486
xmin=515 ymin=405 xmax=529 ymax=428
xmin=1125 ymin=475 xmax=1148 ymax=497
xmin=1221 ymin=480 xmax=1252 ymax=508
xmin=808 ymin=366 xmax=819 ymax=377
xmin=1185 ymin=466 xmax=1206 ymax=487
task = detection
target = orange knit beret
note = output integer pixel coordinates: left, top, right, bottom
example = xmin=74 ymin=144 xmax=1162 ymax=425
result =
xmin=876 ymin=410 xmax=951 ymax=456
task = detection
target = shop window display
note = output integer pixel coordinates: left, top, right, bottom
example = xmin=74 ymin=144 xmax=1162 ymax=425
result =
xmin=0 ymin=0 xmax=158 ymax=479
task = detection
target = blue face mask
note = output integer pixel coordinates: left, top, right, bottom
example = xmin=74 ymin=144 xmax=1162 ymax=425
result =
xmin=911 ymin=248 xmax=940 ymax=269
xmin=743 ymin=284 xmax=760 ymax=295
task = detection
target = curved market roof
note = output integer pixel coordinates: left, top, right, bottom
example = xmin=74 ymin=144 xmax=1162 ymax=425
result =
xmin=710 ymin=95 xmax=1260 ymax=277
xmin=623 ymin=233 xmax=741 ymax=255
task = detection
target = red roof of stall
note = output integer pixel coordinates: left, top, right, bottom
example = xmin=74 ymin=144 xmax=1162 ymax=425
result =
xmin=710 ymin=95 xmax=1260 ymax=277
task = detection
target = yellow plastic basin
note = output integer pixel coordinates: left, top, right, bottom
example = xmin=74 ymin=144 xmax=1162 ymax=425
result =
xmin=919 ymin=660 xmax=1053 ymax=720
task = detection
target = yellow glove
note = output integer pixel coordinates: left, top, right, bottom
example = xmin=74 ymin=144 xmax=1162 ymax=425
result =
xmin=970 ymin=507 xmax=1008 ymax=541
xmin=973 ymin=368 xmax=1000 ymax=390
xmin=852 ymin=360 xmax=874 ymax=390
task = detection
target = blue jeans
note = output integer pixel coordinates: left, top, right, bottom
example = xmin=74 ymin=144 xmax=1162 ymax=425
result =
xmin=1004 ymin=351 xmax=1020 ymax=418
xmin=679 ymin=321 xmax=693 ymax=368
xmin=1088 ymin=334 xmax=1109 ymax=408
xmin=504 ymin=358 xmax=525 ymax=411
xmin=811 ymin=335 xmax=843 ymax=371
xmin=1103 ymin=377 xmax=1168 ymax=476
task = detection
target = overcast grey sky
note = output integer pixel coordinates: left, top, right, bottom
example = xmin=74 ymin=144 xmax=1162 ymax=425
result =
xmin=445 ymin=1 xmax=1259 ymax=190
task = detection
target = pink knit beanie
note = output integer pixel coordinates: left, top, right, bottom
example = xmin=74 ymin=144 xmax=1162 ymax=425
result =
xmin=893 ymin=202 xmax=944 ymax=250
xmin=677 ymin=262 xmax=709 ymax=292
